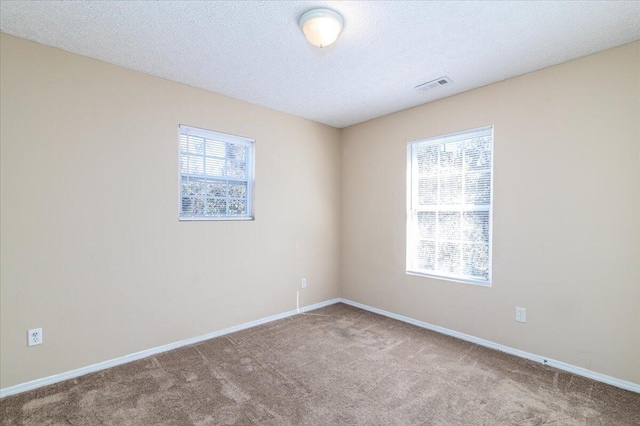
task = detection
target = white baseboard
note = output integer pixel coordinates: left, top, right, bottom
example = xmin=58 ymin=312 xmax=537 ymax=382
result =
xmin=3 ymin=297 xmax=637 ymax=398
xmin=339 ymin=298 xmax=639 ymax=393
xmin=0 ymin=298 xmax=341 ymax=398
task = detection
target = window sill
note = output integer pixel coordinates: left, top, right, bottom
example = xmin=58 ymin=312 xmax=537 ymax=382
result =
xmin=406 ymin=270 xmax=491 ymax=287
xmin=179 ymin=216 xmax=254 ymax=222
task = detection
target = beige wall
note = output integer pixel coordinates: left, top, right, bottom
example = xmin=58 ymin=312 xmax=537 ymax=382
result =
xmin=341 ymin=41 xmax=640 ymax=384
xmin=0 ymin=34 xmax=341 ymax=388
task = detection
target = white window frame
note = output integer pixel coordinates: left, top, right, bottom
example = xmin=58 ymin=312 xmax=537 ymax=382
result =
xmin=406 ymin=125 xmax=494 ymax=286
xmin=178 ymin=125 xmax=255 ymax=221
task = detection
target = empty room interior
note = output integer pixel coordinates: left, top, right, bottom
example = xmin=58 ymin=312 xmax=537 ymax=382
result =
xmin=1 ymin=1 xmax=639 ymax=425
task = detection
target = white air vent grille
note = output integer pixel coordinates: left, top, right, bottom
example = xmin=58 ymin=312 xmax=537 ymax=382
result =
xmin=415 ymin=76 xmax=452 ymax=92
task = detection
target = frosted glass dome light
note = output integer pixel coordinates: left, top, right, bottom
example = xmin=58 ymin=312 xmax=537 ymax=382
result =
xmin=299 ymin=8 xmax=344 ymax=48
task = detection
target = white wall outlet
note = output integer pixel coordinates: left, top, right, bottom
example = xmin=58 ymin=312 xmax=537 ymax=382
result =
xmin=515 ymin=307 xmax=527 ymax=323
xmin=28 ymin=328 xmax=43 ymax=346
xmin=301 ymin=278 xmax=307 ymax=288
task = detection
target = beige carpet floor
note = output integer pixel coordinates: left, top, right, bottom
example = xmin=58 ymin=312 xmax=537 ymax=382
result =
xmin=1 ymin=303 xmax=639 ymax=425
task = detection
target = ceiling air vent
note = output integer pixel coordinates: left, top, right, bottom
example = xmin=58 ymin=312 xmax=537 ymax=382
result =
xmin=415 ymin=76 xmax=452 ymax=93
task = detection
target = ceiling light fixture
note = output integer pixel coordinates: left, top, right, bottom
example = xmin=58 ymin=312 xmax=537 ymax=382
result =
xmin=299 ymin=8 xmax=344 ymax=48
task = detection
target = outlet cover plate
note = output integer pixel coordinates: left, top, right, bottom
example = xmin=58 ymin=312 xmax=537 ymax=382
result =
xmin=301 ymin=278 xmax=307 ymax=288
xmin=515 ymin=307 xmax=527 ymax=323
xmin=28 ymin=328 xmax=43 ymax=346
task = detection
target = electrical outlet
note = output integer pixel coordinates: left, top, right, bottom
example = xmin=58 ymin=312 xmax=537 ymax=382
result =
xmin=28 ymin=328 xmax=43 ymax=346
xmin=515 ymin=307 xmax=526 ymax=323
xmin=301 ymin=278 xmax=307 ymax=288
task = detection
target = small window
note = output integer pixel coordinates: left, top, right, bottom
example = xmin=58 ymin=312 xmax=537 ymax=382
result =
xmin=179 ymin=125 xmax=255 ymax=221
xmin=406 ymin=126 xmax=493 ymax=285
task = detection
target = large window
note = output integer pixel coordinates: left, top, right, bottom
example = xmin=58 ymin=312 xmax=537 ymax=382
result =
xmin=406 ymin=126 xmax=493 ymax=285
xmin=179 ymin=125 xmax=255 ymax=220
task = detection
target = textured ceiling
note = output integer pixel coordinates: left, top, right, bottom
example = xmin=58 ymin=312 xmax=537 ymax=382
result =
xmin=1 ymin=1 xmax=639 ymax=128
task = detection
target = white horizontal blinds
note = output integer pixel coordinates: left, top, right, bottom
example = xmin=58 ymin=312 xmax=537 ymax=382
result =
xmin=179 ymin=125 xmax=254 ymax=219
xmin=409 ymin=126 xmax=492 ymax=283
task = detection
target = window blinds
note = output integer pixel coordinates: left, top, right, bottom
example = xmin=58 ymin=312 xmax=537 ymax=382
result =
xmin=179 ymin=125 xmax=254 ymax=220
xmin=407 ymin=126 xmax=493 ymax=284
